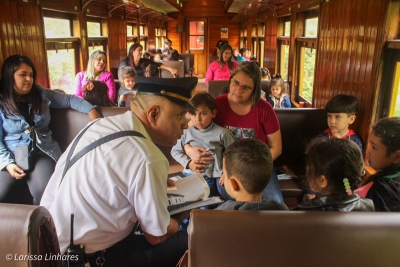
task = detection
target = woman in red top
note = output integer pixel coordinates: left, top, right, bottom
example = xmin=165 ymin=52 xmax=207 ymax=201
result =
xmin=185 ymin=62 xmax=283 ymax=203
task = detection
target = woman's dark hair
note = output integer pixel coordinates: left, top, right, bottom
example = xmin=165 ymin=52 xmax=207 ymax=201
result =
xmin=216 ymin=40 xmax=228 ymax=49
xmin=218 ymin=44 xmax=235 ymax=72
xmin=0 ymin=55 xmax=46 ymax=115
xmin=126 ymin=43 xmax=143 ymax=68
xmin=166 ymin=49 xmax=180 ymax=61
xmin=143 ymin=52 xmax=151 ymax=59
xmin=82 ymin=81 xmax=115 ymax=106
xmin=229 ymin=61 xmax=261 ymax=108
xmin=306 ymin=138 xmax=364 ymax=195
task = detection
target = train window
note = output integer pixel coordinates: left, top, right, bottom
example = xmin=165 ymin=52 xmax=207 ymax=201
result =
xmin=278 ymin=17 xmax=290 ymax=81
xmin=44 ymin=12 xmax=79 ymax=94
xmin=240 ymin=27 xmax=247 ymax=49
xmin=389 ymin=62 xmax=400 ymax=117
xmin=87 ymin=22 xmax=101 ymax=37
xmin=189 ymin=21 xmax=204 ymax=50
xmin=284 ymin=21 xmax=290 ymax=37
xmin=155 ymin=27 xmax=166 ymax=49
xmin=127 ymin=23 xmax=138 ymax=54
xmin=139 ymin=25 xmax=148 ymax=50
xmin=295 ymin=11 xmax=318 ymax=105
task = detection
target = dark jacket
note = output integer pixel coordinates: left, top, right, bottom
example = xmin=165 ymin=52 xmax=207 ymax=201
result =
xmin=365 ymin=166 xmax=400 ymax=212
xmin=216 ymin=199 xmax=288 ymax=211
xmin=293 ymin=194 xmax=375 ymax=211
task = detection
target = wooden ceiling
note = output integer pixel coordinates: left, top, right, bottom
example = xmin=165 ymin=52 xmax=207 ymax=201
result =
xmin=86 ymin=0 xmax=292 ymax=23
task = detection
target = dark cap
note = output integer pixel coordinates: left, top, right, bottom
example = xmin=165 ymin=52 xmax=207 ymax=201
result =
xmin=165 ymin=38 xmax=172 ymax=45
xmin=134 ymin=77 xmax=198 ymax=110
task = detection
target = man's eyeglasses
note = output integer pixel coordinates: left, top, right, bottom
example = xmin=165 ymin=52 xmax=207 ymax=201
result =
xmin=230 ymin=79 xmax=253 ymax=91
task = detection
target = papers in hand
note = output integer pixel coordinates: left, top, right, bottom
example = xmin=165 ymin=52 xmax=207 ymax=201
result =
xmin=167 ymin=173 xmax=223 ymax=215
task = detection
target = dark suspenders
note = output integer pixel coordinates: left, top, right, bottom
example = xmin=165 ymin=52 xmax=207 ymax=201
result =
xmin=59 ymin=119 xmax=145 ymax=187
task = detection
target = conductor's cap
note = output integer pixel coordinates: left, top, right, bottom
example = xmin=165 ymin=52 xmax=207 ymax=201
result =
xmin=134 ymin=77 xmax=198 ymax=110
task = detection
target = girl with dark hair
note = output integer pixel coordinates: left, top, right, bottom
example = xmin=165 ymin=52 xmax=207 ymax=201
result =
xmin=0 ymin=55 xmax=101 ymax=205
xmin=75 ymin=50 xmax=116 ymax=102
xmin=118 ymin=43 xmax=178 ymax=79
xmin=185 ymin=62 xmax=284 ymax=203
xmin=293 ymin=138 xmax=374 ymax=211
xmin=82 ymin=81 xmax=116 ymax=107
xmin=205 ymin=44 xmax=239 ymax=85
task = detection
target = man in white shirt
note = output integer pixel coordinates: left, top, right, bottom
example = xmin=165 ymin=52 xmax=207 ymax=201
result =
xmin=41 ymin=77 xmax=197 ymax=267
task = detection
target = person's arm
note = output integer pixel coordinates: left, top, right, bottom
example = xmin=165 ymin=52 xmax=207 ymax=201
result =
xmin=205 ymin=62 xmax=215 ymax=85
xmin=266 ymin=130 xmax=282 ymax=161
xmin=42 ymin=86 xmax=102 ymax=120
xmin=144 ymin=211 xmax=190 ymax=245
xmin=171 ymin=134 xmax=193 ymax=171
xmin=102 ymin=72 xmax=116 ymax=102
xmin=283 ymin=95 xmax=291 ymax=108
xmin=74 ymin=72 xmax=84 ymax=98
xmin=160 ymin=63 xmax=178 ymax=77
xmin=183 ymin=144 xmax=214 ymax=173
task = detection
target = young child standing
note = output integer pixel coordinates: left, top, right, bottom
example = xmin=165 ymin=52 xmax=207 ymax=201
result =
xmin=216 ymin=138 xmax=288 ymax=210
xmin=171 ymin=93 xmax=236 ymax=198
xmin=117 ymin=66 xmax=136 ymax=107
xmin=293 ymin=138 xmax=374 ymax=211
xmin=355 ymin=117 xmax=400 ymax=211
xmin=267 ymin=74 xmax=291 ymax=108
xmin=320 ymin=94 xmax=363 ymax=150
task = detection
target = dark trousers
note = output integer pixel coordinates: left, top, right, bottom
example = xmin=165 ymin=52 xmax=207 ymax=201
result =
xmin=0 ymin=150 xmax=55 ymax=205
xmin=85 ymin=231 xmax=188 ymax=267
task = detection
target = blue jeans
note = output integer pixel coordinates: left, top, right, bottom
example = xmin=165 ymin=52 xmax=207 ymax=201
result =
xmin=216 ymin=167 xmax=284 ymax=204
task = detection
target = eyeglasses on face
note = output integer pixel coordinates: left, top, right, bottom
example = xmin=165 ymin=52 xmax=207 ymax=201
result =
xmin=230 ymin=78 xmax=253 ymax=91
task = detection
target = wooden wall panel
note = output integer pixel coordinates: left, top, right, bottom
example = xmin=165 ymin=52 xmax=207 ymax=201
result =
xmin=107 ymin=17 xmax=127 ymax=77
xmin=264 ymin=17 xmax=278 ymax=73
xmin=314 ymin=0 xmax=390 ymax=142
xmin=0 ymin=0 xmax=48 ymax=86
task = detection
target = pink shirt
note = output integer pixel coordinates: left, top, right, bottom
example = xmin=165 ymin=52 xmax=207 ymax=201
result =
xmin=205 ymin=61 xmax=239 ymax=85
xmin=214 ymin=94 xmax=280 ymax=143
xmin=75 ymin=71 xmax=116 ymax=102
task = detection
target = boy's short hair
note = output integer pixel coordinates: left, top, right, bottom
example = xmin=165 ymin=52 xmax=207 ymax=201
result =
xmin=372 ymin=117 xmax=400 ymax=155
xmin=119 ymin=66 xmax=136 ymax=85
xmin=189 ymin=93 xmax=216 ymax=115
xmin=306 ymin=138 xmax=364 ymax=195
xmin=224 ymin=138 xmax=272 ymax=194
xmin=325 ymin=94 xmax=359 ymax=115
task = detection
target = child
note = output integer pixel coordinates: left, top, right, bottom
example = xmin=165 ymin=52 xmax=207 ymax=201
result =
xmin=171 ymin=93 xmax=236 ymax=198
xmin=117 ymin=66 xmax=136 ymax=107
xmin=261 ymin=68 xmax=271 ymax=80
xmin=355 ymin=117 xmax=400 ymax=211
xmin=216 ymin=138 xmax=288 ymax=210
xmin=267 ymin=74 xmax=291 ymax=108
xmin=320 ymin=94 xmax=363 ymax=150
xmin=293 ymin=138 xmax=374 ymax=211
xmin=82 ymin=80 xmax=115 ymax=106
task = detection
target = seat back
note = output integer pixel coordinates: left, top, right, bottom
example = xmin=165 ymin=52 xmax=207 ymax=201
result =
xmin=207 ymin=80 xmax=229 ymax=98
xmin=179 ymin=54 xmax=194 ymax=76
xmin=209 ymin=56 xmax=218 ymax=64
xmin=188 ymin=209 xmax=400 ymax=267
xmin=0 ymin=204 xmax=61 ymax=267
xmin=160 ymin=60 xmax=185 ymax=78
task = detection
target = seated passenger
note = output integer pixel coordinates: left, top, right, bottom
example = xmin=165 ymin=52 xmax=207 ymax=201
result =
xmin=293 ymin=138 xmax=374 ymax=211
xmin=261 ymin=68 xmax=271 ymax=80
xmin=267 ymin=74 xmax=291 ymax=108
xmin=145 ymin=65 xmax=161 ymax=78
xmin=82 ymin=81 xmax=115 ymax=107
xmin=118 ymin=67 xmax=136 ymax=107
xmin=165 ymin=49 xmax=180 ymax=61
xmin=75 ymin=50 xmax=116 ymax=102
xmin=356 ymin=117 xmax=400 ymax=211
xmin=171 ymin=93 xmax=235 ymax=198
xmin=237 ymin=48 xmax=247 ymax=62
xmin=320 ymin=94 xmax=363 ymax=150
xmin=0 ymin=55 xmax=101 ymax=205
xmin=143 ymin=51 xmax=151 ymax=59
xmin=118 ymin=43 xmax=178 ymax=79
xmin=216 ymin=138 xmax=288 ymax=210
xmin=205 ymin=44 xmax=239 ymax=85
xmin=211 ymin=40 xmax=229 ymax=57
xmin=153 ymin=53 xmax=162 ymax=62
